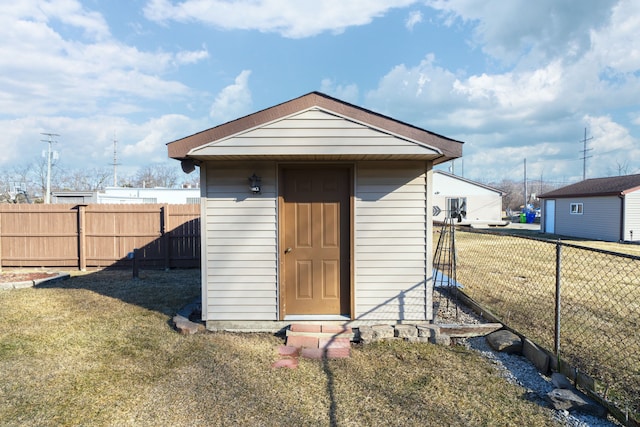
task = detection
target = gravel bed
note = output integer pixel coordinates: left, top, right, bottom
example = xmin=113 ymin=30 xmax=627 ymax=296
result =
xmin=434 ymin=288 xmax=621 ymax=427
xmin=0 ymin=271 xmax=59 ymax=283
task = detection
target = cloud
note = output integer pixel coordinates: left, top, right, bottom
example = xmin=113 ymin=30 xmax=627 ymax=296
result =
xmin=586 ymin=115 xmax=636 ymax=153
xmin=175 ymin=47 xmax=210 ymax=65
xmin=209 ymin=70 xmax=253 ymax=124
xmin=362 ymin=0 xmax=640 ymax=183
xmin=589 ymin=0 xmax=640 ymax=73
xmin=0 ymin=0 xmax=205 ymax=118
xmin=580 ymin=115 xmax=640 ymax=176
xmin=405 ymin=10 xmax=423 ymax=31
xmin=451 ymin=60 xmax=566 ymax=125
xmin=144 ymin=0 xmax=419 ymax=38
xmin=11 ymin=0 xmax=112 ymax=41
xmin=3 ymin=0 xmax=639 ymax=188
xmin=365 ymin=54 xmax=463 ymax=124
xmin=123 ymin=114 xmax=205 ymax=162
xmin=427 ymin=0 xmax=618 ymax=65
xmin=320 ymin=79 xmax=359 ymax=104
xmin=0 ymin=1 xmax=213 ymax=180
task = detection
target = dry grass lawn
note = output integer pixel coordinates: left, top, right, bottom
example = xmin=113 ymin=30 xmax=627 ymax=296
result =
xmin=447 ymin=228 xmax=640 ymax=418
xmin=0 ymin=268 xmax=566 ymax=426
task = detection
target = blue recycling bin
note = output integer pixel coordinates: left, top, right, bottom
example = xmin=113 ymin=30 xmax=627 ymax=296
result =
xmin=526 ymin=211 xmax=536 ymax=223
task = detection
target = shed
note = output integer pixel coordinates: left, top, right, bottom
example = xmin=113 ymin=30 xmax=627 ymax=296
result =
xmin=167 ymin=92 xmax=463 ymax=330
xmin=539 ymin=174 xmax=640 ymax=242
xmin=432 ymin=171 xmax=505 ymax=225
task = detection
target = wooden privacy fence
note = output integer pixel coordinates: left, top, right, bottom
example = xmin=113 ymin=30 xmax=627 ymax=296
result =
xmin=0 ymin=204 xmax=200 ymax=270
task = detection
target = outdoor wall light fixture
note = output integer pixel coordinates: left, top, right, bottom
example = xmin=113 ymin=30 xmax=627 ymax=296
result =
xmin=249 ymin=173 xmax=261 ymax=194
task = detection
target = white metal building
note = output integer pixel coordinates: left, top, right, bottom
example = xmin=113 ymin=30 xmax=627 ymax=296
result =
xmin=432 ymin=170 xmax=505 ymax=225
xmin=96 ymin=187 xmax=200 ymax=204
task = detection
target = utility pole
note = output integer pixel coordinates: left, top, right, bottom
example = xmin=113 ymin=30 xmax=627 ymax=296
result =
xmin=524 ymin=158 xmax=527 ymax=210
xmin=579 ymin=128 xmax=593 ymax=181
xmin=41 ymin=132 xmax=59 ymax=204
xmin=112 ymin=131 xmax=121 ymax=187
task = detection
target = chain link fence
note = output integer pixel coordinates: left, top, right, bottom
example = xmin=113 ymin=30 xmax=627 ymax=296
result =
xmin=442 ymin=228 xmax=640 ymax=421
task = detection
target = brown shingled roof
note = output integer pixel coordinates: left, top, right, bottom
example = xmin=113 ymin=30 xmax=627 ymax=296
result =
xmin=539 ymin=173 xmax=640 ymax=198
xmin=166 ymin=91 xmax=463 ymax=162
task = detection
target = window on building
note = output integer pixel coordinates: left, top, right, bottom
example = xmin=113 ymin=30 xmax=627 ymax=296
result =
xmin=446 ymin=197 xmax=467 ymax=218
xmin=570 ymin=202 xmax=583 ymax=215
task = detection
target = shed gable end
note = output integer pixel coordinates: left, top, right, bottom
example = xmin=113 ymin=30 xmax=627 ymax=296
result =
xmin=189 ymin=108 xmax=442 ymax=158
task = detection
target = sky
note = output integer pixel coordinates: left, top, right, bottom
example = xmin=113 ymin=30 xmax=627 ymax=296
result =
xmin=1 ymin=0 xmax=639 ymax=187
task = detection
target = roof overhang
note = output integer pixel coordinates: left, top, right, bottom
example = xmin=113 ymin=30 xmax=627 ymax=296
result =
xmin=168 ymin=92 xmax=463 ymax=166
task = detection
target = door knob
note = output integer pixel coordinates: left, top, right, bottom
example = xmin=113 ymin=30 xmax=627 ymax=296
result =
xmin=284 ymin=247 xmax=292 ymax=254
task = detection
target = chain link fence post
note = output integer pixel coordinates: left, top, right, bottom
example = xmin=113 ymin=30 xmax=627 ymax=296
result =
xmin=554 ymin=240 xmax=561 ymax=356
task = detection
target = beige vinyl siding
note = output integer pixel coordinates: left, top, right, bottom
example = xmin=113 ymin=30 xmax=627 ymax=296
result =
xmin=354 ymin=161 xmax=431 ymax=321
xmin=203 ymin=162 xmax=278 ymax=321
xmin=189 ymin=109 xmax=441 ymax=159
xmin=555 ymin=196 xmax=622 ymax=242
xmin=623 ymin=191 xmax=640 ymax=241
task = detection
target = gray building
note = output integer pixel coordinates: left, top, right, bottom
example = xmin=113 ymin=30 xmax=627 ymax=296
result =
xmin=539 ymin=174 xmax=640 ymax=242
xmin=51 ymin=191 xmax=96 ymax=204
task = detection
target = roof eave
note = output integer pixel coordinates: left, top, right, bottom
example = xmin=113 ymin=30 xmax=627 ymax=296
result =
xmin=167 ymin=92 xmax=463 ymax=161
xmin=621 ymin=185 xmax=640 ymax=195
xmin=539 ymin=191 xmax=623 ymax=199
xmin=182 ymin=153 xmax=449 ymax=162
xmin=434 ymin=170 xmax=504 ymax=195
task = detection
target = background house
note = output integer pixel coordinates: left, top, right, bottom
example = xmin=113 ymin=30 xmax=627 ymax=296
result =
xmin=168 ymin=92 xmax=463 ymax=330
xmin=539 ymin=174 xmax=640 ymax=242
xmin=432 ymin=170 xmax=506 ymax=225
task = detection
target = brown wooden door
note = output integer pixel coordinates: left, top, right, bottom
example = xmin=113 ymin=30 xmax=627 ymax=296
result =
xmin=281 ymin=167 xmax=350 ymax=316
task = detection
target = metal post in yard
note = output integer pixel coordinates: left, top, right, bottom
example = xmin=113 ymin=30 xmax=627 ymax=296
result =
xmin=554 ymin=240 xmax=562 ymax=356
xmin=161 ymin=205 xmax=170 ymax=271
xmin=130 ymin=248 xmax=140 ymax=279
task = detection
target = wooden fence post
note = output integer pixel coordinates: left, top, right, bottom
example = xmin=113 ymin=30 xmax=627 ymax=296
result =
xmin=161 ymin=205 xmax=170 ymax=270
xmin=77 ymin=205 xmax=87 ymax=271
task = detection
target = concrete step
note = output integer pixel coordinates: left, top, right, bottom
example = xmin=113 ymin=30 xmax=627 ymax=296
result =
xmin=286 ymin=323 xmax=354 ymax=341
xmin=286 ymin=330 xmax=355 ymax=340
xmin=282 ymin=324 xmax=353 ymax=359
